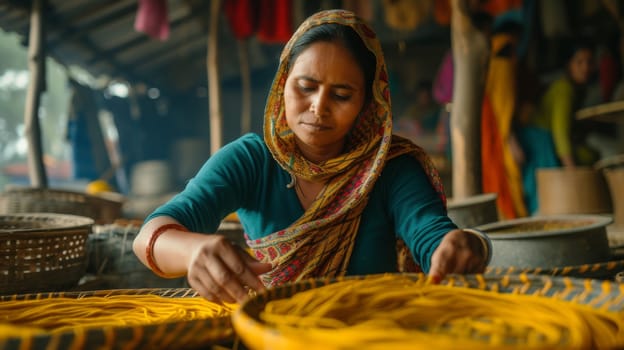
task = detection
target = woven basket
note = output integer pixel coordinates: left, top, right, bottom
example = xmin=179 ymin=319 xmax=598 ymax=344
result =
xmin=485 ymin=258 xmax=624 ymax=280
xmin=0 ymin=213 xmax=93 ymax=295
xmin=232 ymin=273 xmax=624 ymax=350
xmin=0 ymin=288 xmax=233 ymax=350
xmin=0 ymin=187 xmax=123 ymax=224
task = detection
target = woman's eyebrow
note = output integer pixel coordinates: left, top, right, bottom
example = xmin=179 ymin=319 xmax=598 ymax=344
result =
xmin=295 ymin=75 xmax=356 ymax=90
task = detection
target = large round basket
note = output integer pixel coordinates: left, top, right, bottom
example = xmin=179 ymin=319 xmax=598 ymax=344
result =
xmin=0 ymin=288 xmax=233 ymax=350
xmin=0 ymin=213 xmax=93 ymax=295
xmin=0 ymin=187 xmax=123 ymax=224
xmin=232 ymin=273 xmax=624 ymax=349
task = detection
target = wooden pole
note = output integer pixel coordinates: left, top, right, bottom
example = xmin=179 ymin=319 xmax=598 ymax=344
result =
xmin=207 ymin=0 xmax=223 ymax=154
xmin=449 ymin=0 xmax=488 ymax=198
xmin=238 ymin=38 xmax=252 ymax=135
xmin=24 ymin=0 xmax=48 ymax=188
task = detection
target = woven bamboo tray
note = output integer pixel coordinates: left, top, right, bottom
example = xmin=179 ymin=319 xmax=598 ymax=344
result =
xmin=0 ymin=187 xmax=123 ymax=224
xmin=0 ymin=288 xmax=234 ymax=350
xmin=0 ymin=213 xmax=93 ymax=295
xmin=485 ymin=258 xmax=624 ymax=280
xmin=232 ymin=273 xmax=624 ymax=350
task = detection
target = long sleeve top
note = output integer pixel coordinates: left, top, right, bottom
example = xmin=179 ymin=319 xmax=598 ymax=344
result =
xmin=147 ymin=133 xmax=457 ymax=274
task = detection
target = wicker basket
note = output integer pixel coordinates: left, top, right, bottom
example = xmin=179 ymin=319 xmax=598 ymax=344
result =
xmin=0 ymin=213 xmax=93 ymax=295
xmin=0 ymin=288 xmax=233 ymax=350
xmin=232 ymin=273 xmax=624 ymax=349
xmin=0 ymin=187 xmax=123 ymax=224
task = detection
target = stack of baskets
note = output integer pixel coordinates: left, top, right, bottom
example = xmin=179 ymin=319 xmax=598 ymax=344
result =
xmin=0 ymin=213 xmax=94 ymax=295
xmin=0 ymin=187 xmax=123 ymax=224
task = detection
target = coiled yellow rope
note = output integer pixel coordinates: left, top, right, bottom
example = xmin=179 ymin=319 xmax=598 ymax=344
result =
xmin=0 ymin=294 xmax=235 ymax=336
xmin=259 ymin=275 xmax=624 ymax=349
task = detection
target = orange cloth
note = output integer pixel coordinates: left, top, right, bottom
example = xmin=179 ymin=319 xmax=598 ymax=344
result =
xmin=481 ymin=34 xmax=527 ymax=219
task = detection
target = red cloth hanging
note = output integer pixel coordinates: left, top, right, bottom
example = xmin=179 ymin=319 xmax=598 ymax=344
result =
xmin=258 ymin=0 xmax=293 ymax=44
xmin=433 ymin=0 xmax=522 ymax=27
xmin=599 ymin=49 xmax=619 ymax=102
xmin=224 ymin=0 xmax=258 ymax=39
xmin=134 ymin=0 xmax=170 ymax=41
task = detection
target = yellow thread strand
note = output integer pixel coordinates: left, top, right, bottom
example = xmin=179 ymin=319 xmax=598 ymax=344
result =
xmin=0 ymin=294 xmax=235 ymax=337
xmin=256 ymin=275 xmax=624 ymax=349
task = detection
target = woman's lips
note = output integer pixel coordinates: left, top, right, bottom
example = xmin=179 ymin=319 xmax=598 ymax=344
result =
xmin=300 ymin=122 xmax=330 ymax=131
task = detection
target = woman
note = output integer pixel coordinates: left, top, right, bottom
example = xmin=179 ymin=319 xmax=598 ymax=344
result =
xmin=519 ymin=41 xmax=598 ymax=213
xmin=532 ymin=43 xmax=597 ymax=168
xmin=133 ymin=10 xmax=490 ymax=304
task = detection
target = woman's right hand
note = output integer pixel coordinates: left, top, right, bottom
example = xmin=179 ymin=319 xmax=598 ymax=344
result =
xmin=186 ymin=235 xmax=272 ymax=304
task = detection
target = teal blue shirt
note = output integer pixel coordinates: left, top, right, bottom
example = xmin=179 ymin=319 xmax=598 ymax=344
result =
xmin=147 ymin=133 xmax=456 ymax=274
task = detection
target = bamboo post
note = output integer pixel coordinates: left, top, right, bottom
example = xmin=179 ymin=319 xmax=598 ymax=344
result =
xmin=449 ymin=0 xmax=488 ymax=198
xmin=207 ymin=0 xmax=223 ymax=154
xmin=238 ymin=38 xmax=252 ymax=135
xmin=23 ymin=0 xmax=48 ymax=188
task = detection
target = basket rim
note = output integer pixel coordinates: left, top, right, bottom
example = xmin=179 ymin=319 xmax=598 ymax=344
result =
xmin=2 ymin=186 xmax=124 ymax=204
xmin=232 ymin=273 xmax=624 ymax=349
xmin=0 ymin=212 xmax=94 ymax=234
xmin=0 ymin=288 xmax=233 ymax=347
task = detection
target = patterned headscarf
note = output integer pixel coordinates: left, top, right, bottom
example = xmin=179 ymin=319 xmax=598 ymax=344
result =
xmin=248 ymin=9 xmax=446 ymax=286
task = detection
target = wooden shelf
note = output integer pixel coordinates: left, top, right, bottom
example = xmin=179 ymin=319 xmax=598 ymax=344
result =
xmin=576 ymin=101 xmax=624 ymax=123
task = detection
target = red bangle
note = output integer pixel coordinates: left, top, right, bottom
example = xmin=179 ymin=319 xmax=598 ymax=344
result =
xmin=146 ymin=223 xmax=188 ymax=277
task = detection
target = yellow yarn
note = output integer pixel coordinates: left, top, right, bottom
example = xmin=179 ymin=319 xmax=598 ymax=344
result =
xmin=259 ymin=275 xmax=624 ymax=349
xmin=0 ymin=294 xmax=235 ymax=335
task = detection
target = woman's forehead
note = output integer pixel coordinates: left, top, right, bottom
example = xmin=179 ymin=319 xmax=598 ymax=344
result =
xmin=288 ymin=42 xmax=365 ymax=83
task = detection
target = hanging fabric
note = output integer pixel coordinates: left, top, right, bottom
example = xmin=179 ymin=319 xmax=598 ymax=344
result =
xmin=224 ymin=0 xmax=258 ymax=39
xmin=433 ymin=0 xmax=451 ymax=26
xmin=481 ymin=34 xmax=527 ymax=219
xmin=481 ymin=0 xmax=522 ymax=17
xmin=134 ymin=0 xmax=169 ymax=41
xmin=258 ymin=0 xmax=293 ymax=44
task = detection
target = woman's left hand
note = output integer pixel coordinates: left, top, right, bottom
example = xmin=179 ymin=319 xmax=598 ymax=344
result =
xmin=428 ymin=229 xmax=487 ymax=282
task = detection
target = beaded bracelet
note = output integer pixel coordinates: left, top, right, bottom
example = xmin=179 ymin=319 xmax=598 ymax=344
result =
xmin=463 ymin=228 xmax=493 ymax=266
xmin=146 ymin=223 xmax=189 ymax=277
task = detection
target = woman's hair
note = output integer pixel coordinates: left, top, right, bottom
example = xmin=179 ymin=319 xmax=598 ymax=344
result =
xmin=287 ymin=23 xmax=377 ymax=100
xmin=562 ymin=39 xmax=595 ymax=65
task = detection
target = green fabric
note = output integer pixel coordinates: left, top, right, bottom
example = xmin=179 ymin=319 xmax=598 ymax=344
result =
xmin=147 ymin=133 xmax=456 ymax=274
xmin=533 ymin=76 xmax=574 ymax=159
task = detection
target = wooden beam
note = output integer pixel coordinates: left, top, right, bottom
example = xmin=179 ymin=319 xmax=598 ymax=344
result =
xmin=208 ymin=0 xmax=223 ymax=154
xmin=449 ymin=0 xmax=488 ymax=198
xmin=23 ymin=0 xmax=48 ymax=188
xmin=238 ymin=39 xmax=252 ymax=134
xmin=131 ymin=32 xmax=207 ymax=73
xmin=47 ymin=1 xmax=137 ymax=48
xmin=85 ymin=12 xmax=201 ymax=65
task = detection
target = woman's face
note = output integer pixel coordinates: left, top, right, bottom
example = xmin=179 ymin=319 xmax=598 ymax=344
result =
xmin=284 ymin=41 xmax=367 ymax=163
xmin=568 ymin=48 xmax=594 ymax=85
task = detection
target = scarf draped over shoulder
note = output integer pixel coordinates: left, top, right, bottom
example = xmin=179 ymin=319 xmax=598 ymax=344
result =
xmin=248 ymin=9 xmax=446 ymax=286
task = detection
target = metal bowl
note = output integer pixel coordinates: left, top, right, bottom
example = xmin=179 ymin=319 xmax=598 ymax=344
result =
xmin=447 ymin=193 xmax=498 ymax=228
xmin=477 ymin=214 xmax=613 ymax=269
